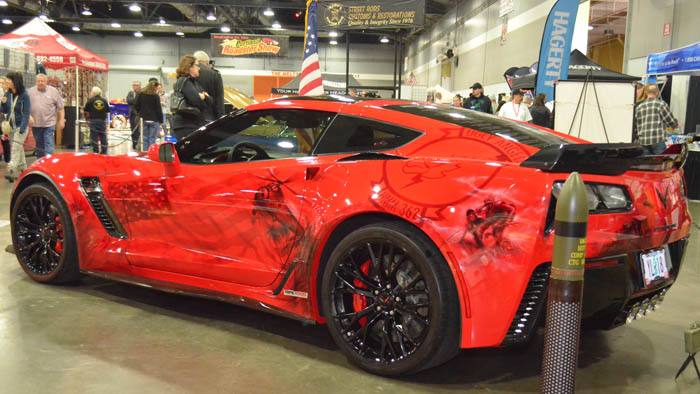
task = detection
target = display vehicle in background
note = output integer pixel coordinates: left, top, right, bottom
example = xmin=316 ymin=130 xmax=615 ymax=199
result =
xmin=10 ymin=96 xmax=690 ymax=376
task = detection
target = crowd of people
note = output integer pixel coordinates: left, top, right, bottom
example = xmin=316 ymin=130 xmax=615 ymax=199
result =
xmin=427 ymin=82 xmax=553 ymax=129
xmin=121 ymin=51 xmax=224 ymax=152
xmin=0 ymin=72 xmax=64 ymax=182
xmin=427 ymin=79 xmax=678 ymax=155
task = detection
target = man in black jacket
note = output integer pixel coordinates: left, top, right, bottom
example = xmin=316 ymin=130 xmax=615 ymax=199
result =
xmin=193 ymin=51 xmax=224 ymax=120
xmin=126 ymin=80 xmax=141 ymax=149
xmin=463 ymin=82 xmax=492 ymax=114
xmin=85 ymin=86 xmax=111 ymax=154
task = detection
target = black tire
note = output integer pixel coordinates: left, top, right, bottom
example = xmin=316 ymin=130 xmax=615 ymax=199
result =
xmin=321 ymin=221 xmax=460 ymax=376
xmin=11 ymin=182 xmax=81 ymax=283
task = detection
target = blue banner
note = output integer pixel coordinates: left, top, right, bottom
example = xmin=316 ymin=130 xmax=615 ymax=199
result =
xmin=647 ymin=42 xmax=700 ymax=75
xmin=535 ymin=0 xmax=580 ymax=99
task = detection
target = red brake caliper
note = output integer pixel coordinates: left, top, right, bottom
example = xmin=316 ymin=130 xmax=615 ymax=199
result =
xmin=352 ymin=260 xmax=371 ymax=326
xmin=54 ymin=216 xmax=63 ymax=254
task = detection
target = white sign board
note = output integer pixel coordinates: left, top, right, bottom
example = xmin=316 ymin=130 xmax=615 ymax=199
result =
xmin=500 ymin=0 xmax=514 ymax=17
xmin=554 ymin=80 xmax=636 ymax=143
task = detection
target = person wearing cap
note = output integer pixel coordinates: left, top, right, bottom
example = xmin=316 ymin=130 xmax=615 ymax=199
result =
xmin=463 ymin=82 xmax=492 ymax=114
xmin=498 ymin=88 xmax=532 ymax=122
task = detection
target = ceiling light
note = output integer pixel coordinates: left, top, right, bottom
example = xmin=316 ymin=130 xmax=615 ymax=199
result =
xmin=39 ymin=14 xmax=49 ymax=21
xmin=329 ymin=40 xmax=337 ymax=45
xmin=176 ymin=31 xmax=184 ymax=36
xmin=206 ymin=12 xmax=216 ymax=21
xmin=72 ymin=25 xmax=80 ymax=31
xmin=380 ymin=36 xmax=389 ymax=43
xmin=111 ymin=22 xmax=121 ymax=28
xmin=158 ymin=18 xmax=166 ymax=25
xmin=588 ymin=25 xmax=594 ymax=30
xmin=271 ymin=21 xmax=281 ymax=29
xmin=329 ymin=31 xmax=338 ymax=37
xmin=129 ymin=3 xmax=141 ymax=12
xmin=134 ymin=31 xmax=143 ymax=37
xmin=263 ymin=8 xmax=274 ymax=17
xmin=81 ymin=8 xmax=92 ymax=16
xmin=2 ymin=18 xmax=12 ymax=25
xmin=220 ymin=25 xmax=231 ymax=33
xmin=0 ymin=1 xmax=8 ymax=7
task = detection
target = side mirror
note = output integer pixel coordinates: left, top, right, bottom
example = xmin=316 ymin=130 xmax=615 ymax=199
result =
xmin=147 ymin=142 xmax=180 ymax=165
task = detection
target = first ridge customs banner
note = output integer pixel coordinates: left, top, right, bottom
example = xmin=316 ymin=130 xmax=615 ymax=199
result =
xmin=318 ymin=0 xmax=425 ymax=30
xmin=211 ymin=34 xmax=289 ymax=58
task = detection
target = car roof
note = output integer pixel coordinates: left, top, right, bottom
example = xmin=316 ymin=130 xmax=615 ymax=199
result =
xmin=247 ymin=96 xmax=579 ymax=150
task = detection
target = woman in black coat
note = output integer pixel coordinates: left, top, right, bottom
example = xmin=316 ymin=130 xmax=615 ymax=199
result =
xmin=134 ymin=81 xmax=164 ymax=150
xmin=530 ymin=93 xmax=552 ymax=129
xmin=172 ymin=54 xmax=213 ymax=140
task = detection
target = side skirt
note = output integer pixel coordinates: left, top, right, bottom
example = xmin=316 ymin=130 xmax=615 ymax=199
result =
xmin=81 ymin=270 xmax=317 ymax=325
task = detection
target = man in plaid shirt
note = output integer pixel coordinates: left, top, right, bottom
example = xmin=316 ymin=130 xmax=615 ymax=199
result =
xmin=635 ymin=84 xmax=678 ymax=154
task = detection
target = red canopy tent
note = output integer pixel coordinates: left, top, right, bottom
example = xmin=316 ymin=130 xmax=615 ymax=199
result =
xmin=0 ymin=17 xmax=108 ymax=71
xmin=0 ymin=18 xmax=109 ymax=151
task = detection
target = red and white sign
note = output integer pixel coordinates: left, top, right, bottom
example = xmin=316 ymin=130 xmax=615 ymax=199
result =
xmin=663 ymin=23 xmax=671 ymax=37
xmin=0 ymin=17 xmax=109 ymax=71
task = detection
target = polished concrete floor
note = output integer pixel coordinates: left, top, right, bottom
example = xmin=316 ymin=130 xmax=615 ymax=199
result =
xmin=1 ymin=157 xmax=699 ymax=393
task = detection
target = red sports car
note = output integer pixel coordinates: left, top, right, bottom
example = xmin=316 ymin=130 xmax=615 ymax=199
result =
xmin=10 ymin=96 xmax=690 ymax=376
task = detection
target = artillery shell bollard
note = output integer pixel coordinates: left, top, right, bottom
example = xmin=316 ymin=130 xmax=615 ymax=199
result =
xmin=540 ymin=173 xmax=589 ymax=394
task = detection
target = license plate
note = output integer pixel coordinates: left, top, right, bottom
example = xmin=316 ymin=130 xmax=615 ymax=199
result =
xmin=640 ymin=249 xmax=670 ymax=286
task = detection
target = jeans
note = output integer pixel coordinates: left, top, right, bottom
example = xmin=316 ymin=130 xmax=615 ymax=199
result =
xmin=643 ymin=140 xmax=667 ymax=155
xmin=89 ymin=120 xmax=108 ymax=154
xmin=142 ymin=121 xmax=160 ymax=150
xmin=32 ymin=125 xmax=55 ymax=158
xmin=7 ymin=130 xmax=27 ymax=179
xmin=130 ymin=113 xmax=140 ymax=150
xmin=163 ymin=113 xmax=174 ymax=135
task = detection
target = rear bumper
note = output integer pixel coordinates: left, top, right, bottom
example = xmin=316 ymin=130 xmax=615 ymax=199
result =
xmin=582 ymin=236 xmax=688 ymax=328
xmin=501 ymin=236 xmax=688 ymax=345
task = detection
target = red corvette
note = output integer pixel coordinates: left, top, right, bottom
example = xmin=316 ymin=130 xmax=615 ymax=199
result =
xmin=10 ymin=96 xmax=690 ymax=375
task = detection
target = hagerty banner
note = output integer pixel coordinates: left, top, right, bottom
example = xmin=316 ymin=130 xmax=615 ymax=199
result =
xmin=535 ymin=0 xmax=579 ymax=99
xmin=211 ymin=34 xmax=289 ymax=58
xmin=317 ymin=0 xmax=425 ymax=30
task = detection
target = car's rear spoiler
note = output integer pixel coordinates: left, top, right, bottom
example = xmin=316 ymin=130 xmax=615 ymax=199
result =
xmin=520 ymin=143 xmax=687 ymax=175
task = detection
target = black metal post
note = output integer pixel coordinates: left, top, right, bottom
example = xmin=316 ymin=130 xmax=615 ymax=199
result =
xmin=393 ymin=32 xmax=398 ymax=99
xmin=345 ymin=32 xmax=350 ymax=95
xmin=397 ymin=32 xmax=403 ymax=99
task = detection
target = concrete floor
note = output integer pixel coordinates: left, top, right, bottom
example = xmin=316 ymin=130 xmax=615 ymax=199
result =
xmin=0 ymin=157 xmax=699 ymax=394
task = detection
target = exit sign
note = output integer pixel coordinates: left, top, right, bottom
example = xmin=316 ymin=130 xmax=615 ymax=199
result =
xmin=663 ymin=23 xmax=671 ymax=36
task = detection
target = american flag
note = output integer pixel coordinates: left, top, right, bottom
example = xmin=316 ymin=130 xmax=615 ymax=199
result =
xmin=299 ymin=0 xmax=324 ymax=96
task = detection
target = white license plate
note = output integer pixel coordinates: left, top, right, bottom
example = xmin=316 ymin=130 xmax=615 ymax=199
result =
xmin=640 ymin=249 xmax=670 ymax=286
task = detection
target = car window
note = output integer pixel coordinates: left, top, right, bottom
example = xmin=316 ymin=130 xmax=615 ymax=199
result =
xmin=383 ymin=104 xmax=569 ymax=149
xmin=176 ymin=109 xmax=336 ymax=164
xmin=313 ymin=115 xmax=422 ymax=155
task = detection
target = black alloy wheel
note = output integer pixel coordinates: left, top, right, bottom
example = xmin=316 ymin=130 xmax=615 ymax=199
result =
xmin=11 ymin=183 xmax=80 ymax=283
xmin=322 ymin=221 xmax=460 ymax=376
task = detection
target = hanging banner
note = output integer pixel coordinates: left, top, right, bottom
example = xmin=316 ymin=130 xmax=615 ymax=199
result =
xmin=317 ymin=0 xmax=425 ymax=30
xmin=535 ymin=0 xmax=579 ymax=99
xmin=211 ymin=34 xmax=289 ymax=58
xmin=647 ymin=42 xmax=700 ymax=75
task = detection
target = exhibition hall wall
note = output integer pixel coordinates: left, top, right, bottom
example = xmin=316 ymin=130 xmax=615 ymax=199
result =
xmin=66 ymin=34 xmax=398 ymax=100
xmin=624 ymin=0 xmax=700 ymax=77
xmin=623 ymin=0 xmax=700 ymax=129
xmin=403 ymin=0 xmax=590 ymax=98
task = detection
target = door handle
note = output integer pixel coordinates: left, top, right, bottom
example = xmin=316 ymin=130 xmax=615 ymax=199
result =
xmin=306 ymin=167 xmax=320 ymax=180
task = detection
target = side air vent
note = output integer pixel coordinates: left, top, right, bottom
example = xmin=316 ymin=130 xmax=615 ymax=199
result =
xmin=80 ymin=177 xmax=128 ymax=239
xmin=501 ymin=263 xmax=550 ymax=346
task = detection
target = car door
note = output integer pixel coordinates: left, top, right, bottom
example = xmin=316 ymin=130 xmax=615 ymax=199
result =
xmin=123 ymin=109 xmax=335 ymax=287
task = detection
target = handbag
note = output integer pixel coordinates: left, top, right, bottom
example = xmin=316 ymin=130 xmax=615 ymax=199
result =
xmin=1 ymin=95 xmax=18 ymax=134
xmin=171 ymin=78 xmax=201 ymax=116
